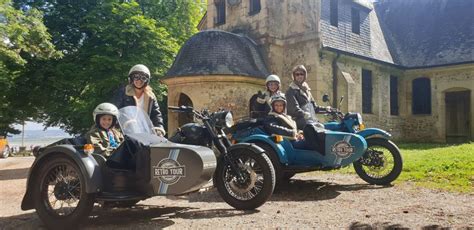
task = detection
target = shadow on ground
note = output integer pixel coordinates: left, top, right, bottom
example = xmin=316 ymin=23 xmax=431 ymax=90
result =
xmin=0 ymin=205 xmax=258 ymax=229
xmin=348 ymin=222 xmax=465 ymax=230
xmin=177 ymin=178 xmax=392 ymax=203
xmin=0 ymin=167 xmax=29 ymax=181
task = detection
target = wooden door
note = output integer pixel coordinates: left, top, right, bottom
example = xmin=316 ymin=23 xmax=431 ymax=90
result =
xmin=445 ymin=90 xmax=471 ymax=143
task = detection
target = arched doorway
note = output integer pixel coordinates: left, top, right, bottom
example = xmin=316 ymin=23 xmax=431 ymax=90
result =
xmin=445 ymin=89 xmax=471 ymax=143
xmin=178 ymin=93 xmax=194 ymax=127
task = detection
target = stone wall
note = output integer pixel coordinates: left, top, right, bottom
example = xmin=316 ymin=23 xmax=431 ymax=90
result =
xmin=318 ymin=50 xmax=406 ymax=140
xmin=163 ymin=75 xmax=265 ymax=134
xmin=206 ymin=0 xmax=322 ymax=96
xmin=402 ymin=64 xmax=474 ymax=142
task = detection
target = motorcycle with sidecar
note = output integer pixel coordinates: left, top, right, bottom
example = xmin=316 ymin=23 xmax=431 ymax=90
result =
xmin=168 ymin=105 xmax=275 ymax=209
xmin=21 ymin=106 xmax=274 ymax=229
xmin=230 ymin=95 xmax=403 ymax=185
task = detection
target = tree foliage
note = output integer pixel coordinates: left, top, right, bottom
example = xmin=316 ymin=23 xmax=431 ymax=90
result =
xmin=6 ymin=0 xmax=206 ymax=134
xmin=0 ymin=0 xmax=61 ymax=135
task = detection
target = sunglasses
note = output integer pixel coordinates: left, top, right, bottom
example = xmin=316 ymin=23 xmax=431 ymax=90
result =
xmin=131 ymin=74 xmax=148 ymax=81
xmin=294 ymin=72 xmax=305 ymax=76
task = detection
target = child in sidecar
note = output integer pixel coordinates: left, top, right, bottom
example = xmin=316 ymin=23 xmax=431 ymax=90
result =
xmin=263 ymin=95 xmax=327 ymax=154
xmin=263 ymin=95 xmax=312 ymax=149
xmin=86 ymin=103 xmax=162 ymax=170
xmin=86 ymin=103 xmax=124 ymax=157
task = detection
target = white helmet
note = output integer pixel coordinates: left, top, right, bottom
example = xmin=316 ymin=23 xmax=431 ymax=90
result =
xmin=93 ymin=103 xmax=119 ymax=122
xmin=265 ymin=74 xmax=281 ymax=84
xmin=128 ymin=64 xmax=151 ymax=83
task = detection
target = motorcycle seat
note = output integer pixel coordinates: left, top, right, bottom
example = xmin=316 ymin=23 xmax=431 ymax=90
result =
xmin=230 ymin=118 xmax=264 ymax=132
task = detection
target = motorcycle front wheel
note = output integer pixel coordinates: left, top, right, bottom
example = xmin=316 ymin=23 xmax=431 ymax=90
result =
xmin=214 ymin=150 xmax=275 ymax=210
xmin=353 ymin=138 xmax=403 ymax=185
xmin=33 ymin=156 xmax=95 ymax=229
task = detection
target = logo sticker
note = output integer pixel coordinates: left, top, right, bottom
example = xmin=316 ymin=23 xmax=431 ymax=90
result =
xmin=153 ymin=158 xmax=186 ymax=185
xmin=331 ymin=141 xmax=355 ymax=159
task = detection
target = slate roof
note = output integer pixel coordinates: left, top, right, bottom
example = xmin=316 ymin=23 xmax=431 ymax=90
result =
xmin=165 ymin=30 xmax=269 ymax=79
xmin=375 ymin=0 xmax=474 ymax=67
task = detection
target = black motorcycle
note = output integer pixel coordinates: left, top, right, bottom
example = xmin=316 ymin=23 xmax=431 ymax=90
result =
xmin=168 ymin=106 xmax=276 ymax=210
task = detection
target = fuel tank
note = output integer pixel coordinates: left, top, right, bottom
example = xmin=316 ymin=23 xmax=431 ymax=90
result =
xmin=148 ymin=143 xmax=216 ymax=195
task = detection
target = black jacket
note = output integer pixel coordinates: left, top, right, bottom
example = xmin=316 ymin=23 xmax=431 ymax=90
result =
xmin=112 ymin=84 xmax=165 ymax=130
xmin=263 ymin=112 xmax=297 ymax=139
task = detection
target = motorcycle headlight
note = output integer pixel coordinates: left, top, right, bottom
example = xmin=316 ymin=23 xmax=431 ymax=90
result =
xmin=357 ymin=113 xmax=363 ymax=125
xmin=224 ymin=112 xmax=234 ymax=128
xmin=213 ymin=111 xmax=234 ymax=128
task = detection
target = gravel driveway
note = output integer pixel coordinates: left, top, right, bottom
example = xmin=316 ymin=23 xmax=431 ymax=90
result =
xmin=1 ymin=157 xmax=473 ymax=229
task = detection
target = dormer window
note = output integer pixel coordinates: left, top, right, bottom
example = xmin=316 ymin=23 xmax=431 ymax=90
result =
xmin=249 ymin=0 xmax=261 ymax=15
xmin=330 ymin=0 xmax=338 ymax=27
xmin=351 ymin=7 xmax=360 ymax=34
xmin=215 ymin=0 xmax=226 ymax=25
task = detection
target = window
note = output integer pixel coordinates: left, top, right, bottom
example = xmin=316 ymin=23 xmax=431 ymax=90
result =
xmin=390 ymin=75 xmax=399 ymax=115
xmin=351 ymin=8 xmax=360 ymax=34
xmin=362 ymin=69 xmax=372 ymax=114
xmin=412 ymin=78 xmax=431 ymax=114
xmin=330 ymin=0 xmax=338 ymax=27
xmin=249 ymin=0 xmax=261 ymax=15
xmin=215 ymin=0 xmax=226 ymax=25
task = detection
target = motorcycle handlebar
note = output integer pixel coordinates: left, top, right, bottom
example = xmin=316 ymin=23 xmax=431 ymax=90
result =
xmin=168 ymin=105 xmax=194 ymax=112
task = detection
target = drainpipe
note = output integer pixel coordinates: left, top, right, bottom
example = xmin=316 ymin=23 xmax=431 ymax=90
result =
xmin=332 ymin=53 xmax=341 ymax=108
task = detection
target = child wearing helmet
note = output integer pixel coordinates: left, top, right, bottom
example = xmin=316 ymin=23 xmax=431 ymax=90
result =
xmin=250 ymin=74 xmax=285 ymax=118
xmin=86 ymin=103 xmax=124 ymax=157
xmin=112 ymin=64 xmax=166 ymax=136
xmin=263 ymin=95 xmax=304 ymax=141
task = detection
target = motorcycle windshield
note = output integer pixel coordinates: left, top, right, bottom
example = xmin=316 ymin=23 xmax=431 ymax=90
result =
xmin=118 ymin=106 xmax=155 ymax=136
xmin=302 ymin=103 xmax=318 ymax=122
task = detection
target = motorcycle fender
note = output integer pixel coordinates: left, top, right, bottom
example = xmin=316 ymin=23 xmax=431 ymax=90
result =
xmin=227 ymin=143 xmax=265 ymax=155
xmin=238 ymin=135 xmax=289 ymax=164
xmin=21 ymin=145 xmax=102 ymax=210
xmin=357 ymin=128 xmax=391 ymax=139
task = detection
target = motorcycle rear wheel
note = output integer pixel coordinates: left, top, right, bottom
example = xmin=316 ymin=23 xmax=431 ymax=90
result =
xmin=33 ymin=156 xmax=95 ymax=229
xmin=353 ymin=138 xmax=403 ymax=185
xmin=215 ymin=150 xmax=275 ymax=210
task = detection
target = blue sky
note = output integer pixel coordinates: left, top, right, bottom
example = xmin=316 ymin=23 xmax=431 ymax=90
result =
xmin=13 ymin=121 xmax=61 ymax=131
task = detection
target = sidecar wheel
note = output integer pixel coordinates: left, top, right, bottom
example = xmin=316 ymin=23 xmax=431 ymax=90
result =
xmin=33 ymin=156 xmax=95 ymax=229
xmin=215 ymin=150 xmax=275 ymax=210
xmin=252 ymin=142 xmax=284 ymax=182
xmin=353 ymin=138 xmax=403 ymax=185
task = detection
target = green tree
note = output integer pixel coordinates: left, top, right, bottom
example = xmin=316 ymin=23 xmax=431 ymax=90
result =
xmin=13 ymin=0 xmax=205 ymax=134
xmin=0 ymin=0 xmax=60 ymax=135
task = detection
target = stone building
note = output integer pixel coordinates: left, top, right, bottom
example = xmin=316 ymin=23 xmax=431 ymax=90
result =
xmin=164 ymin=0 xmax=474 ymax=143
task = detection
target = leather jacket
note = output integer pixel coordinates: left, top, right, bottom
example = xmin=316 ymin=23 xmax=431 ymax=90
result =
xmin=263 ymin=112 xmax=298 ymax=140
xmin=112 ymin=84 xmax=165 ymax=131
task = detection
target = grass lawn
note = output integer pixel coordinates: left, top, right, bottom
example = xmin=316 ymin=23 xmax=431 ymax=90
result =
xmin=326 ymin=142 xmax=474 ymax=193
xmin=396 ymin=142 xmax=474 ymax=193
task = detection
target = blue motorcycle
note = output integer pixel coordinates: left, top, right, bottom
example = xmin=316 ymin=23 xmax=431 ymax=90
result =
xmin=230 ymin=95 xmax=402 ymax=185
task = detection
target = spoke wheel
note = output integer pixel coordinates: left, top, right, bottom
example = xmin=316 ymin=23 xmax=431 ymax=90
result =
xmin=33 ymin=156 xmax=95 ymax=229
xmin=353 ymin=138 xmax=403 ymax=185
xmin=215 ymin=150 xmax=275 ymax=210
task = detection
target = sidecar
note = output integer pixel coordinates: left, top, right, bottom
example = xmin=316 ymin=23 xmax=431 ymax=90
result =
xmin=230 ymin=119 xmax=367 ymax=181
xmin=21 ymin=106 xmax=216 ymax=229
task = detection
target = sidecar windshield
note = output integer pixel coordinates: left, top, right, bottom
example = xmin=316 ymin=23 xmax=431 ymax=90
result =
xmin=118 ymin=106 xmax=155 ymax=136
